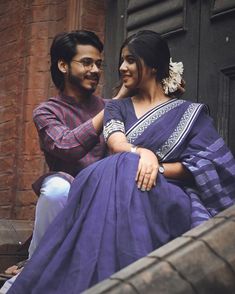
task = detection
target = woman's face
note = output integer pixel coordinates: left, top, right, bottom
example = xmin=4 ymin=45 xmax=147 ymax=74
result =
xmin=119 ymin=46 xmax=154 ymax=90
xmin=119 ymin=47 xmax=140 ymax=89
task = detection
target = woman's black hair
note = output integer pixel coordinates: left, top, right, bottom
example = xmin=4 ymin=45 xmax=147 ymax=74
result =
xmin=50 ymin=30 xmax=103 ymax=91
xmin=119 ymin=30 xmax=170 ymax=84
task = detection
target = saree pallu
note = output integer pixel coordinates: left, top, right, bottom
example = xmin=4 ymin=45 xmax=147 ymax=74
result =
xmin=8 ymin=99 xmax=235 ymax=294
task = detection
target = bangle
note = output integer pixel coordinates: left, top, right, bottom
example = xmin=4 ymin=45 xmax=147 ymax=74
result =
xmin=130 ymin=145 xmax=138 ymax=153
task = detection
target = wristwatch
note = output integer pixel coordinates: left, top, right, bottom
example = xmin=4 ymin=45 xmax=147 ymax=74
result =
xmin=158 ymin=163 xmax=165 ymax=174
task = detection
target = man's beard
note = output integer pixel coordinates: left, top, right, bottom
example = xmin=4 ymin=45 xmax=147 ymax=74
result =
xmin=68 ymin=69 xmax=99 ymax=95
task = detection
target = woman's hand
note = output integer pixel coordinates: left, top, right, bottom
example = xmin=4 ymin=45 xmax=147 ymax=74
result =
xmin=135 ymin=148 xmax=159 ymax=191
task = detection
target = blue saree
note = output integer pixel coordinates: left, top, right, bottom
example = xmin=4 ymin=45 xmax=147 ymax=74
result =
xmin=8 ymin=98 xmax=235 ymax=294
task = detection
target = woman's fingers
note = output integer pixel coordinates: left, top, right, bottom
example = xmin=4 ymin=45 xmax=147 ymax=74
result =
xmin=146 ymin=169 xmax=157 ymax=191
xmin=136 ymin=165 xmax=158 ymax=191
xmin=140 ymin=168 xmax=157 ymax=191
xmin=135 ymin=160 xmax=142 ymax=182
xmin=135 ymin=148 xmax=160 ymax=191
xmin=136 ymin=164 xmax=147 ymax=189
xmin=139 ymin=171 xmax=151 ymax=191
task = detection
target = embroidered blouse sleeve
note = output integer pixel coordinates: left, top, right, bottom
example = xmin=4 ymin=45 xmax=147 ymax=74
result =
xmin=103 ymin=100 xmax=125 ymax=142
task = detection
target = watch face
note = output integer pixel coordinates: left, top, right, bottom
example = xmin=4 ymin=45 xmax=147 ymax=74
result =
xmin=159 ymin=165 xmax=165 ymax=174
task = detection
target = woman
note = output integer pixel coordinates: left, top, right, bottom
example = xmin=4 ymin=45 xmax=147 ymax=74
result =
xmin=8 ymin=31 xmax=235 ymax=294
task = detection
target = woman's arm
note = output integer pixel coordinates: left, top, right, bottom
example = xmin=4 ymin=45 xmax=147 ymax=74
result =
xmin=107 ymin=132 xmax=158 ymax=191
xmin=161 ymin=162 xmax=192 ymax=181
xmin=107 ymin=132 xmax=191 ymax=191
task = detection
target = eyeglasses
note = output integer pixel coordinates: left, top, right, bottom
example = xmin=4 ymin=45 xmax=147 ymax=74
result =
xmin=71 ymin=58 xmax=104 ymax=70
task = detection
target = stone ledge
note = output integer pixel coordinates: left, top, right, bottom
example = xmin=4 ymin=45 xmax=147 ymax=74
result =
xmin=83 ymin=205 xmax=235 ymax=294
xmin=0 ymin=219 xmax=33 ymax=273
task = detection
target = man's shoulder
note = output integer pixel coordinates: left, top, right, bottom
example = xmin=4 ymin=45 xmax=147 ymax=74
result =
xmin=92 ymin=95 xmax=106 ymax=104
xmin=33 ymin=96 xmax=62 ymax=116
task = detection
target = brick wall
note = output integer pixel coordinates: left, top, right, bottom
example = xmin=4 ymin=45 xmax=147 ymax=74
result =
xmin=0 ymin=0 xmax=106 ymax=220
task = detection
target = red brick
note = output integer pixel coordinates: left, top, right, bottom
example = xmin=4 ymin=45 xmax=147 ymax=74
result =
xmin=1 ymin=26 xmax=19 ymax=45
xmin=16 ymin=190 xmax=37 ymax=205
xmin=54 ymin=3 xmax=67 ymax=22
xmin=31 ymin=5 xmax=50 ymax=22
xmin=0 ymin=42 xmax=22 ymax=62
xmin=0 ymin=190 xmax=12 ymax=205
xmin=0 ymin=1 xmax=15 ymax=14
xmin=24 ymin=142 xmax=44 ymax=158
xmin=0 ymin=174 xmax=14 ymax=190
xmin=48 ymin=85 xmax=57 ymax=97
xmin=25 ymin=88 xmax=47 ymax=105
xmin=48 ymin=21 xmax=59 ymax=38
xmin=30 ymin=22 xmax=49 ymax=40
xmin=28 ymin=38 xmax=49 ymax=57
xmin=17 ymin=172 xmax=39 ymax=190
xmin=83 ymin=0 xmax=105 ymax=15
xmin=18 ymin=156 xmax=44 ymax=174
xmin=24 ymin=104 xmax=36 ymax=122
xmin=26 ymin=55 xmax=50 ymax=72
xmin=82 ymin=14 xmax=104 ymax=31
xmin=13 ymin=205 xmax=35 ymax=220
xmin=23 ymin=124 xmax=40 ymax=155
xmin=0 ymin=206 xmax=12 ymax=219
xmin=32 ymin=0 xmax=54 ymax=5
xmin=0 ymin=121 xmax=17 ymax=140
xmin=0 ymin=106 xmax=16 ymax=123
xmin=27 ymin=70 xmax=50 ymax=90
xmin=0 ymin=92 xmax=17 ymax=108
xmin=0 ymin=157 xmax=15 ymax=173
xmin=32 ymin=0 xmax=51 ymax=5
xmin=0 ymin=11 xmax=21 ymax=31
xmin=1 ymin=59 xmax=21 ymax=76
xmin=5 ymin=74 xmax=20 ymax=93
xmin=0 ymin=139 xmax=16 ymax=156
xmin=0 ymin=75 xmax=4 ymax=85
xmin=24 ymin=139 xmax=43 ymax=156
xmin=24 ymin=121 xmax=38 ymax=136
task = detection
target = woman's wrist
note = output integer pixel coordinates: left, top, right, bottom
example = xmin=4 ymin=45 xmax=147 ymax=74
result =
xmin=130 ymin=145 xmax=138 ymax=153
xmin=131 ymin=145 xmax=146 ymax=156
xmin=131 ymin=145 xmax=144 ymax=155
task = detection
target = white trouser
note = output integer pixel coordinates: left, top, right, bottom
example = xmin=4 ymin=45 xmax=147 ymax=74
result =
xmin=0 ymin=175 xmax=71 ymax=294
xmin=28 ymin=174 xmax=71 ymax=258
xmin=0 ymin=274 xmax=18 ymax=294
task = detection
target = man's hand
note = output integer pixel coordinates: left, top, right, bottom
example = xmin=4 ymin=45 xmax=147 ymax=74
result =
xmin=170 ymin=79 xmax=186 ymax=97
xmin=113 ymin=84 xmax=132 ymax=99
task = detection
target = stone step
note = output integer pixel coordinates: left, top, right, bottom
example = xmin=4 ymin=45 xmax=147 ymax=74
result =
xmin=0 ymin=219 xmax=33 ymax=282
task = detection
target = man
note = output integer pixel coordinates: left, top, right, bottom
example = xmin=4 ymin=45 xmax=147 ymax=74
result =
xmin=27 ymin=30 xmax=108 ymax=260
xmin=3 ymin=30 xmax=123 ymax=278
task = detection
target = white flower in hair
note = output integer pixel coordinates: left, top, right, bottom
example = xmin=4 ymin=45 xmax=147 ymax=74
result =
xmin=162 ymin=58 xmax=184 ymax=95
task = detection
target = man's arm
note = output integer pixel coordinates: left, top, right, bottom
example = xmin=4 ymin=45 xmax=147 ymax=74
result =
xmin=91 ymin=109 xmax=104 ymax=135
xmin=34 ymin=107 xmax=103 ymax=162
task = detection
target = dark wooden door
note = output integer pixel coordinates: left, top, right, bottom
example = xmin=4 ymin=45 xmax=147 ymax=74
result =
xmin=198 ymin=0 xmax=235 ymax=153
xmin=104 ymin=0 xmax=235 ymax=153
